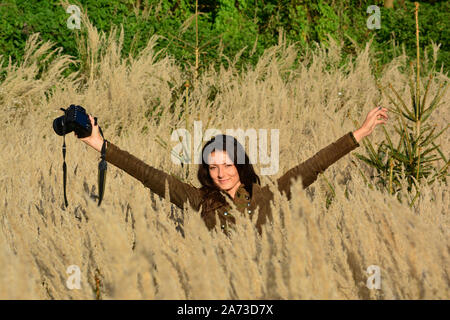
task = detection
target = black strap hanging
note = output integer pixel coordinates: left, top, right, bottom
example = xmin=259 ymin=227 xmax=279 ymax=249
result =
xmin=62 ymin=127 xmax=69 ymax=208
xmin=60 ymin=114 xmax=108 ymax=208
xmin=97 ymin=138 xmax=108 ymax=206
xmin=97 ymin=118 xmax=107 ymax=206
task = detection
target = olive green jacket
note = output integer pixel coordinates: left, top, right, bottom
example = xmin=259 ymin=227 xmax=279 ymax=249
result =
xmin=104 ymin=131 xmax=360 ymax=234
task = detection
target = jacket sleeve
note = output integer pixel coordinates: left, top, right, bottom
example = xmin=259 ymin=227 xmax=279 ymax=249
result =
xmin=277 ymin=131 xmax=360 ymax=200
xmin=104 ymin=141 xmax=203 ymax=211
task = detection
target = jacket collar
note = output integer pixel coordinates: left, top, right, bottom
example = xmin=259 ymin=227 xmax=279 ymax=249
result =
xmin=221 ymin=183 xmax=250 ymax=201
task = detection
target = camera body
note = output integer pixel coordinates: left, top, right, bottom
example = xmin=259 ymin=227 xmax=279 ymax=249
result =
xmin=53 ymin=104 xmax=92 ymax=138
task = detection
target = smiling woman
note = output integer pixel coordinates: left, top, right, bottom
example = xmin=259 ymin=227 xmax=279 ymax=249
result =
xmin=208 ymin=151 xmax=241 ymax=197
xmin=77 ymin=107 xmax=389 ymax=234
xmin=198 ymin=134 xmax=260 ymax=200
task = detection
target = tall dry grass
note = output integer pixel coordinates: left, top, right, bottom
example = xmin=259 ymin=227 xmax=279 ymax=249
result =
xmin=0 ymin=23 xmax=448 ymax=299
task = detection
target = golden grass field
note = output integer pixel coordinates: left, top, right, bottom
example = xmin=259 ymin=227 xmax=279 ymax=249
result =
xmin=0 ymin=23 xmax=448 ymax=299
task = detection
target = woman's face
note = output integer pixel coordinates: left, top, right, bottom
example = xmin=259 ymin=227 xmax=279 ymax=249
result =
xmin=208 ymin=150 xmax=241 ymax=194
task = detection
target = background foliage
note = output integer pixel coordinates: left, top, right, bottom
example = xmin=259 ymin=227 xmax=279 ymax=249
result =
xmin=0 ymin=0 xmax=449 ymax=77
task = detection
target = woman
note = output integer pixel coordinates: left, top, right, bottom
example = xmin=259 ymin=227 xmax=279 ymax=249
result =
xmin=77 ymin=106 xmax=389 ymax=234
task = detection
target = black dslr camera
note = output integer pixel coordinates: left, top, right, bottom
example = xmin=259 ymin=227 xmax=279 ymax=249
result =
xmin=53 ymin=105 xmax=107 ymax=207
xmin=53 ymin=104 xmax=92 ymax=138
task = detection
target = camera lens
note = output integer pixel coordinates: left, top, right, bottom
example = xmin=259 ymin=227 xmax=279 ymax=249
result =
xmin=53 ymin=116 xmax=65 ymax=136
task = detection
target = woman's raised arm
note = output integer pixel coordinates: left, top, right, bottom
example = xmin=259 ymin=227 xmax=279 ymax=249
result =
xmin=76 ymin=115 xmax=203 ymax=211
xmin=277 ymin=106 xmax=389 ymax=200
xmin=277 ymin=131 xmax=360 ymax=200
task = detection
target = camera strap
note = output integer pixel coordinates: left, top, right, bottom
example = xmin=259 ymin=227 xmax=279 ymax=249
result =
xmin=60 ymin=112 xmax=108 ymax=208
xmin=62 ymin=127 xmax=69 ymax=208
xmin=61 ymin=108 xmax=69 ymax=208
xmin=97 ymin=125 xmax=107 ymax=206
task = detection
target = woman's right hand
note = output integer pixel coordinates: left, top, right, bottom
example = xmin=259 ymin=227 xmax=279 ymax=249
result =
xmin=75 ymin=114 xmax=104 ymax=152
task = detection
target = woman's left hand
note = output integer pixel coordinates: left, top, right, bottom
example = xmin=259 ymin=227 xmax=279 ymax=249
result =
xmin=353 ymin=106 xmax=389 ymax=142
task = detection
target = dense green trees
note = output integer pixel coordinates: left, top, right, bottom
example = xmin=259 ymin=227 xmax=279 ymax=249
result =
xmin=0 ymin=0 xmax=448 ymax=76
